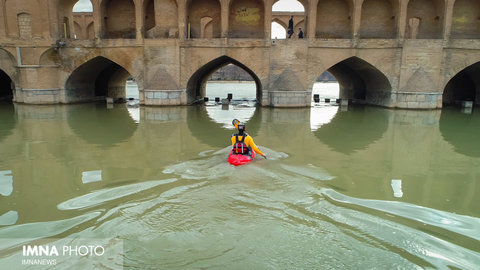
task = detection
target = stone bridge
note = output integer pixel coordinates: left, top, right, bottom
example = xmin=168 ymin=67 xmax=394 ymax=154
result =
xmin=1 ymin=0 xmax=480 ymax=109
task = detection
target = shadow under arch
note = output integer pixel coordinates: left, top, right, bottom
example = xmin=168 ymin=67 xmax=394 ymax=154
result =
xmin=0 ymin=69 xmax=14 ymax=102
xmin=313 ymin=105 xmax=389 ymax=154
xmin=0 ymin=103 xmax=16 ymax=142
xmin=323 ymin=57 xmax=392 ymax=107
xmin=67 ymin=103 xmax=138 ymax=148
xmin=439 ymin=108 xmax=480 ymax=157
xmin=186 ymin=56 xmax=263 ymax=104
xmin=65 ymin=56 xmax=131 ymax=103
xmin=186 ymin=105 xmax=262 ymax=148
xmin=442 ymin=61 xmax=480 ymax=107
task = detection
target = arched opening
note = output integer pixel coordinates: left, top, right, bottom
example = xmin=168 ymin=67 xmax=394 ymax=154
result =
xmin=186 ymin=56 xmax=262 ymax=104
xmin=65 ymin=56 xmax=135 ymax=104
xmin=144 ymin=0 xmax=178 ymax=38
xmin=206 ymin=64 xmax=256 ymax=101
xmin=451 ymin=0 xmax=480 ymax=39
xmin=102 ymin=0 xmax=136 ymax=39
xmin=73 ymin=0 xmax=94 ymax=39
xmin=359 ymin=0 xmax=396 ymax=38
xmin=406 ymin=0 xmax=444 ymax=39
xmin=271 ymin=21 xmax=287 ymax=39
xmin=316 ymin=57 xmax=392 ymax=106
xmin=187 ymin=0 xmax=221 ymax=38
xmin=316 ymin=0 xmax=352 ymax=38
xmin=272 ymin=0 xmax=305 ymax=39
xmin=0 ymin=69 xmax=13 ymax=102
xmin=229 ymin=0 xmax=264 ymax=38
xmin=442 ymin=62 xmax=480 ymax=107
xmin=312 ymin=71 xmax=339 ymax=103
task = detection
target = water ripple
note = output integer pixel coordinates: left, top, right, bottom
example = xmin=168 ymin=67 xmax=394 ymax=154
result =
xmin=57 ymin=179 xmax=178 ymax=210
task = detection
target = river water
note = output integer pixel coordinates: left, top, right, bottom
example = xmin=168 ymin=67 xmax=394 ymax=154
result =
xmin=0 ymin=85 xmax=480 ymax=269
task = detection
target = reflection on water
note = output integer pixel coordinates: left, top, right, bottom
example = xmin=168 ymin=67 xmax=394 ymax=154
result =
xmin=67 ymin=103 xmax=138 ymax=148
xmin=205 ymin=102 xmax=256 ymax=129
xmin=0 ymin=103 xmax=480 ymax=269
xmin=314 ymin=105 xmax=389 ymax=154
xmin=440 ymin=107 xmax=480 ymax=157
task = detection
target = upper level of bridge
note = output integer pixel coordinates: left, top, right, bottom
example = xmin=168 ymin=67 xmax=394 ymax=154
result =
xmin=1 ymin=0 xmax=479 ymax=46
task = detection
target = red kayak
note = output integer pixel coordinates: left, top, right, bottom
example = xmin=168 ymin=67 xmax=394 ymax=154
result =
xmin=228 ymin=150 xmax=255 ymax=166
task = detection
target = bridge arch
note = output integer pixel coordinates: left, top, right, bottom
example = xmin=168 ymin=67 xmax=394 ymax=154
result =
xmin=406 ymin=0 xmax=444 ymax=39
xmin=186 ymin=56 xmax=263 ymax=104
xmin=442 ymin=61 xmax=480 ymax=107
xmin=316 ymin=56 xmax=392 ymax=106
xmin=64 ymin=56 xmax=135 ymax=103
xmin=316 ymin=0 xmax=352 ymax=38
xmin=0 ymin=49 xmax=18 ymax=102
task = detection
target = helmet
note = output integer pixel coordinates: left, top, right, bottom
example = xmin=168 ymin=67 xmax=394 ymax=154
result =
xmin=237 ymin=122 xmax=245 ymax=132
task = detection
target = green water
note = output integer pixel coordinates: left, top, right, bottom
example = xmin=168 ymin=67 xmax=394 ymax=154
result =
xmin=0 ymin=102 xmax=479 ymax=269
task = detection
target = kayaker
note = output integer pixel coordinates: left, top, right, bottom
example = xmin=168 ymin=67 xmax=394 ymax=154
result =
xmin=231 ymin=120 xmax=267 ymax=159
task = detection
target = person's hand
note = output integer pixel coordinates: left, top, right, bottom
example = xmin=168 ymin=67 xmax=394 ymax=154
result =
xmin=262 ymin=154 xmax=267 ymax=159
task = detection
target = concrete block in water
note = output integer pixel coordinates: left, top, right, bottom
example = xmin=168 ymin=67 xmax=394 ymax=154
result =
xmin=462 ymin=101 xmax=473 ymax=108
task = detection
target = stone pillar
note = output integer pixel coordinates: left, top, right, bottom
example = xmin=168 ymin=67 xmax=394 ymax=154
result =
xmin=178 ymin=0 xmax=186 ymax=39
xmin=443 ymin=0 xmax=455 ymax=40
xmin=264 ymin=0 xmax=272 ymax=39
xmin=0 ymin=0 xmax=6 ymax=37
xmin=135 ymin=0 xmax=144 ymax=40
xmin=220 ymin=0 xmax=229 ymax=38
xmin=307 ymin=0 xmax=318 ymax=39
xmin=352 ymin=0 xmax=363 ymax=39
xmin=397 ymin=0 xmax=408 ymax=39
xmin=92 ymin=0 xmax=102 ymax=39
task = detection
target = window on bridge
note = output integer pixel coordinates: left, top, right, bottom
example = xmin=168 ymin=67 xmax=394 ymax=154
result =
xmin=315 ymin=0 xmax=351 ymax=38
xmin=359 ymin=0 xmax=396 ymax=39
xmin=272 ymin=0 xmax=305 ymax=39
xmin=451 ymin=0 xmax=480 ymax=39
xmin=443 ymin=62 xmax=480 ymax=108
xmin=0 ymin=70 xmax=13 ymax=102
xmin=187 ymin=0 xmax=221 ymax=38
xmin=144 ymin=0 xmax=178 ymax=39
xmin=406 ymin=0 xmax=444 ymax=39
xmin=103 ymin=0 xmax=136 ymax=39
xmin=73 ymin=0 xmax=94 ymax=40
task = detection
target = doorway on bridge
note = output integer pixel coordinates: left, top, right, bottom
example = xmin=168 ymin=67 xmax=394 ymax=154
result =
xmin=272 ymin=0 xmax=305 ymax=39
xmin=0 ymin=70 xmax=13 ymax=103
xmin=206 ymin=64 xmax=256 ymax=103
xmin=72 ymin=0 xmax=94 ymax=40
xmin=443 ymin=62 xmax=479 ymax=109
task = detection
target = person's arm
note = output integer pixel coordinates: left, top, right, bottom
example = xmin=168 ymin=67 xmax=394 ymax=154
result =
xmin=245 ymin=136 xmax=266 ymax=158
xmin=231 ymin=135 xmax=236 ymax=146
